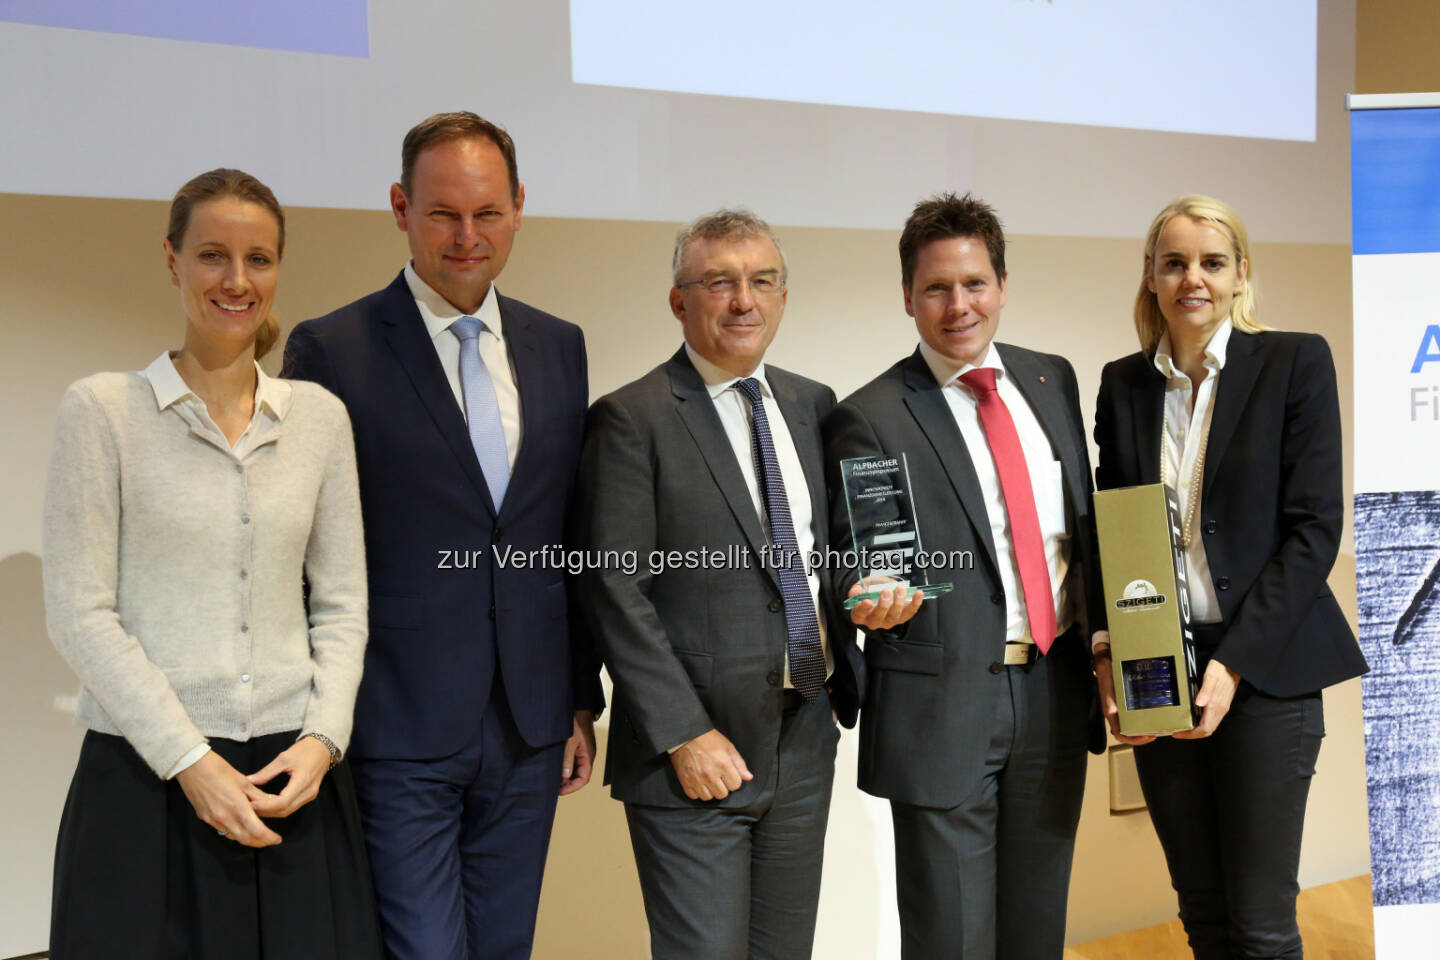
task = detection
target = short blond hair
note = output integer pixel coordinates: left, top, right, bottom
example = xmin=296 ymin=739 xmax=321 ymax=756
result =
xmin=1134 ymin=194 xmax=1269 ymax=356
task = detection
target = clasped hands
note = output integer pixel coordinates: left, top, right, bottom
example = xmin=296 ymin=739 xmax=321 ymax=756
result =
xmin=1091 ymin=629 xmax=1241 ymax=745
xmin=175 ymin=735 xmax=334 ymax=848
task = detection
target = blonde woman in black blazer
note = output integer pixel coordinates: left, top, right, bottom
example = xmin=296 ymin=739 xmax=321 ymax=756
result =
xmin=1092 ymin=195 xmax=1367 ymax=960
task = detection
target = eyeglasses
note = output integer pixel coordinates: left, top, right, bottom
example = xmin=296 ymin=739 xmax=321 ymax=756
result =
xmin=676 ymin=273 xmax=786 ymax=297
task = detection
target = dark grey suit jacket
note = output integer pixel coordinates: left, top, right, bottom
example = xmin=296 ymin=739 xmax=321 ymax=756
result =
xmin=578 ymin=348 xmax=863 ymax=808
xmin=824 ymin=344 xmax=1105 ymax=809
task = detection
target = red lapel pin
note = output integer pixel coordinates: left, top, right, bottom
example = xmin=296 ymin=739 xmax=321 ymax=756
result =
xmin=1038 ymin=376 xmax=1046 ymax=383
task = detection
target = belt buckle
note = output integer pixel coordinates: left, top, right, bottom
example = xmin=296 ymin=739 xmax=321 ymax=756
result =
xmin=1003 ymin=641 xmax=1037 ymax=666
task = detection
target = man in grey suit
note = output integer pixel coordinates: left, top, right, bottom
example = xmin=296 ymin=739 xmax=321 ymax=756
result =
xmin=824 ymin=193 xmax=1106 ymax=959
xmin=578 ymin=210 xmax=916 ymax=959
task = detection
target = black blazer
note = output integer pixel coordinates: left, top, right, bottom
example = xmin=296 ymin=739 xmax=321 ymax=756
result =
xmin=1093 ymin=329 xmax=1367 ymax=697
xmin=282 ymin=272 xmax=604 ymax=760
xmin=577 ymin=349 xmax=862 ymax=808
xmin=824 ymin=344 xmax=1105 ymax=809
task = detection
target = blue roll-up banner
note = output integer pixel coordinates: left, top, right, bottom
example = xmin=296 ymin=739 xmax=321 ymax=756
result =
xmin=1350 ymin=91 xmax=1440 ymax=955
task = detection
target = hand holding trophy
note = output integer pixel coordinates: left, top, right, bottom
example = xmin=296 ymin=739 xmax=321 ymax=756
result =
xmin=839 ymin=454 xmax=954 ymax=611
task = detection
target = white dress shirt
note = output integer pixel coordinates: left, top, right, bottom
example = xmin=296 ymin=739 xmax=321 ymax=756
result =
xmin=684 ymin=344 xmax=833 ymax=686
xmin=147 ymin=351 xmax=290 ymax=461
xmin=405 ymin=263 xmax=522 ymax=467
xmin=920 ymin=341 xmax=1071 ymax=647
xmin=1153 ymin=320 xmax=1231 ymax=624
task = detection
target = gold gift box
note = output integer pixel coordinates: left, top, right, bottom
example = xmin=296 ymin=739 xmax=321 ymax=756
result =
xmin=1094 ymin=484 xmax=1201 ymax=736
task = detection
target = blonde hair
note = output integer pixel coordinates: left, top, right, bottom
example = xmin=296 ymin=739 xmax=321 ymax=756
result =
xmin=167 ymin=168 xmax=285 ymax=359
xmin=1134 ymin=194 xmax=1268 ymax=356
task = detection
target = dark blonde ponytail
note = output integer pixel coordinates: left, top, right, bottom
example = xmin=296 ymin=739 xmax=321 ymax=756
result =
xmin=254 ymin=314 xmax=281 ymax=360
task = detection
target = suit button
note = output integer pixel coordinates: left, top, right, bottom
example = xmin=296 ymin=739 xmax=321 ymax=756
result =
xmin=492 ymin=527 xmax=503 ymax=542
xmin=488 ymin=605 xmax=497 ymax=620
xmin=1216 ymin=577 xmax=1231 ymax=591
xmin=990 ymin=593 xmax=1004 ymax=605
xmin=768 ymin=599 xmax=782 ymax=613
xmin=766 ymin=671 xmax=781 ymax=686
xmin=988 ymin=662 xmax=1004 ymax=674
xmin=1203 ymin=520 xmax=1218 ymax=535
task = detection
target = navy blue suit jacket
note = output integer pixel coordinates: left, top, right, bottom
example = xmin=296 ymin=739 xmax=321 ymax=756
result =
xmin=282 ymin=271 xmax=604 ymax=760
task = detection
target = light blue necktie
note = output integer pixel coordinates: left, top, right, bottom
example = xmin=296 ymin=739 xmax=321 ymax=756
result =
xmin=450 ymin=316 xmax=510 ymax=509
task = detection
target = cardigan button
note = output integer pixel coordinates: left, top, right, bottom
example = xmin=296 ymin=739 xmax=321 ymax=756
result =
xmin=988 ymin=662 xmax=1005 ymax=674
xmin=1216 ymin=576 xmax=1231 ymax=591
xmin=766 ymin=670 xmax=782 ymax=686
xmin=990 ymin=593 xmax=1004 ymax=605
xmin=1203 ymin=520 xmax=1218 ymax=535
xmin=768 ymin=599 xmax=782 ymax=613
xmin=240 ymin=514 xmax=251 ymax=525
xmin=240 ymin=674 xmax=251 ymax=683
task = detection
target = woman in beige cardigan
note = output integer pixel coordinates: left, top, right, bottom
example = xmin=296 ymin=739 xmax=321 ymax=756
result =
xmin=43 ymin=169 xmax=381 ymax=959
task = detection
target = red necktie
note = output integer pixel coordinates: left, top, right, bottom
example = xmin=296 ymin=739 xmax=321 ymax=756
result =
xmin=959 ymin=368 xmax=1057 ymax=654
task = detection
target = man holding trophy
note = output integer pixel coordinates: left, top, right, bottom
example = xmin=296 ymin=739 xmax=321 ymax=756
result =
xmin=824 ymin=193 xmax=1106 ymax=960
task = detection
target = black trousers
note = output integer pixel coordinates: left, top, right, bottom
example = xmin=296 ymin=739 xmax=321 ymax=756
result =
xmin=1135 ymin=629 xmax=1325 ymax=960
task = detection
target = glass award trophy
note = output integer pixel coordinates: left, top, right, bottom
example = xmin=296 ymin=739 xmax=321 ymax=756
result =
xmin=839 ymin=453 xmax=954 ymax=610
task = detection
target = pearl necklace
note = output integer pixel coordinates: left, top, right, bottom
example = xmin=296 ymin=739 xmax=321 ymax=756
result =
xmin=1161 ymin=406 xmax=1207 ymax=549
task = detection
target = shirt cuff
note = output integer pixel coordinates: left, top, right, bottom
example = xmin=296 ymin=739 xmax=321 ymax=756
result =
xmin=1090 ymin=629 xmax=1111 ymax=654
xmin=165 ymin=743 xmax=211 ymax=779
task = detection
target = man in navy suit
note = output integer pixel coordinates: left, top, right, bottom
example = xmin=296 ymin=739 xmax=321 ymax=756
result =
xmin=282 ymin=112 xmax=603 ymax=960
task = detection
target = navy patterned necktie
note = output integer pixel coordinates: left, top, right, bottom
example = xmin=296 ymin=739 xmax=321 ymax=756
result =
xmin=735 ymin=377 xmax=826 ymax=700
